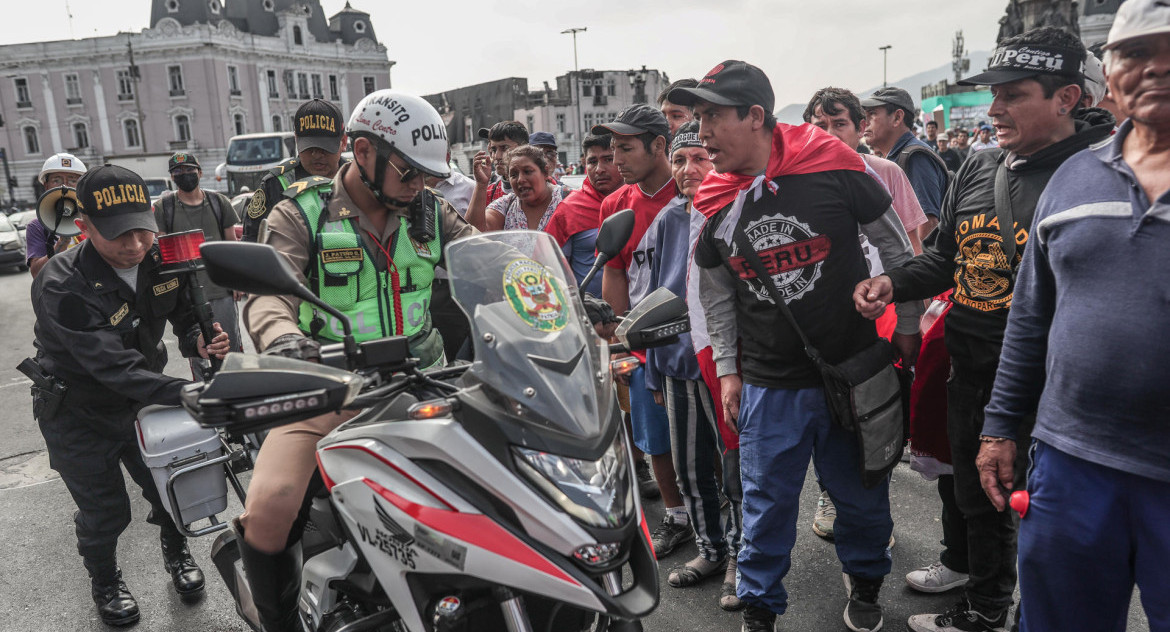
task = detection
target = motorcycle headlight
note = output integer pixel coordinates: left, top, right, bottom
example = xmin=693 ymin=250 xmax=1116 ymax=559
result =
xmin=514 ymin=433 xmax=634 ymax=528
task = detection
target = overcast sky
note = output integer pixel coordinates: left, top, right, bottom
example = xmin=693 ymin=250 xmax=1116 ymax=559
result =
xmin=12 ymin=0 xmax=1006 ymax=106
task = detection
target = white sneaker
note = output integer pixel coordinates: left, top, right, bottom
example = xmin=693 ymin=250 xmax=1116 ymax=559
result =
xmin=905 ymin=562 xmax=968 ymax=593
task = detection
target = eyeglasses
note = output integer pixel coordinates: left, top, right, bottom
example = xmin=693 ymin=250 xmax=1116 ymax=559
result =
xmin=386 ymin=158 xmax=422 ymax=183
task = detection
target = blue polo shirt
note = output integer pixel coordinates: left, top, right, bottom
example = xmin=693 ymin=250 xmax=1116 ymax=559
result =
xmin=888 ymin=131 xmax=947 ymax=218
xmin=982 ymin=120 xmax=1170 ymax=483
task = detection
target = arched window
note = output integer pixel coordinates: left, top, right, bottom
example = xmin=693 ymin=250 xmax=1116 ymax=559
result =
xmin=175 ymin=115 xmax=191 ymax=142
xmin=124 ymin=119 xmax=141 ymax=148
xmin=293 ymin=26 xmax=303 ymax=46
xmin=72 ymin=122 xmax=90 ymax=149
xmin=23 ymin=126 xmax=40 ymax=154
xmin=272 ymin=115 xmax=282 ymax=132
xmin=234 ymin=113 xmax=246 ymax=135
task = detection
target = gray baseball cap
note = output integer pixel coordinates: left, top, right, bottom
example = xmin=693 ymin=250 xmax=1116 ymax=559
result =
xmin=1104 ymin=0 xmax=1170 ymax=50
xmin=860 ymin=87 xmax=915 ymax=112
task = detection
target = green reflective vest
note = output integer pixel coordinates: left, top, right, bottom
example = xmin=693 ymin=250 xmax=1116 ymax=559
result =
xmin=288 ymin=178 xmax=445 ymax=367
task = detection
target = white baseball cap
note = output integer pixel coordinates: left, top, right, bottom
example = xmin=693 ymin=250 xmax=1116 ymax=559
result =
xmin=1104 ymin=0 xmax=1170 ymax=50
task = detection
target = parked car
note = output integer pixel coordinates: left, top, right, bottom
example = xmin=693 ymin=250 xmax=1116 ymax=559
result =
xmin=9 ymin=210 xmax=37 ymax=241
xmin=0 ymin=214 xmax=28 ymax=272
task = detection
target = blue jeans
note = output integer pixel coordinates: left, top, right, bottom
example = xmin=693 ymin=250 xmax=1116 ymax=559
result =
xmin=1019 ymin=441 xmax=1170 ymax=632
xmin=737 ymin=384 xmax=892 ymax=615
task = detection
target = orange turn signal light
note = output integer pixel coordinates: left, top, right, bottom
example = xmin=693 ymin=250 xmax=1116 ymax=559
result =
xmin=407 ymin=399 xmax=453 ymax=420
xmin=610 ymin=356 xmax=640 ymax=377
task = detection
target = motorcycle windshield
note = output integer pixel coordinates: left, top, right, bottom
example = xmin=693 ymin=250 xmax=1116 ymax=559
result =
xmin=447 ymin=231 xmax=610 ymax=443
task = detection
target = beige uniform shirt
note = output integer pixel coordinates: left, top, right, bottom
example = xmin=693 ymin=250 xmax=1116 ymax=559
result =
xmin=243 ymin=162 xmax=476 ymax=349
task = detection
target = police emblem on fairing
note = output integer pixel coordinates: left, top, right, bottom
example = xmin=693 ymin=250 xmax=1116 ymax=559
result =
xmin=502 ymin=258 xmax=569 ymax=333
xmin=730 ymin=213 xmax=831 ymax=304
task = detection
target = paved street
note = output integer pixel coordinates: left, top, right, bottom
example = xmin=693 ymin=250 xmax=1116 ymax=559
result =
xmin=0 ymin=265 xmax=1150 ymax=632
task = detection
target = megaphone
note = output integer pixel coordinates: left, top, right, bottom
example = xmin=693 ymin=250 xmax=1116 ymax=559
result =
xmin=37 ymin=186 xmax=82 ymax=237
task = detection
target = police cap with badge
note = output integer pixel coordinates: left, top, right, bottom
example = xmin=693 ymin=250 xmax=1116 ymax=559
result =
xmin=76 ymin=164 xmax=158 ymax=238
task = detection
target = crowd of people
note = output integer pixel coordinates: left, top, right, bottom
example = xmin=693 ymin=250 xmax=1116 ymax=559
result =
xmin=19 ymin=2 xmax=1169 ymax=631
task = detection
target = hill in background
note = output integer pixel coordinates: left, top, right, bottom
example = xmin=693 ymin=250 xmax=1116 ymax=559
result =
xmin=776 ymin=51 xmax=993 ymax=124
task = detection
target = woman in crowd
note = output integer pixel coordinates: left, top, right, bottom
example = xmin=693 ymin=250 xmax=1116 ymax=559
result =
xmin=482 ymin=145 xmax=569 ymax=232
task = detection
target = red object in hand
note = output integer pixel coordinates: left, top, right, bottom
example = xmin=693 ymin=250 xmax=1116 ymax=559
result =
xmin=158 ymin=229 xmax=205 ymax=264
xmin=1010 ymin=490 xmax=1030 ymax=518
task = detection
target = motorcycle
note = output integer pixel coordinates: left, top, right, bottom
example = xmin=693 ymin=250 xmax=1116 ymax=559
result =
xmin=136 ymin=210 xmax=691 ymax=632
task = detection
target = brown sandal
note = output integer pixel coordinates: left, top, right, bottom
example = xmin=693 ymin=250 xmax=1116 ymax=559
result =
xmin=719 ymin=557 xmax=745 ymax=611
xmin=668 ymin=556 xmax=726 ymax=588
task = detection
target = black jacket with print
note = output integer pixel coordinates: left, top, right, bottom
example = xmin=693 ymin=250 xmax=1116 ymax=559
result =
xmin=32 ymin=240 xmax=203 ymax=434
xmin=886 ymin=109 xmax=1115 ymax=376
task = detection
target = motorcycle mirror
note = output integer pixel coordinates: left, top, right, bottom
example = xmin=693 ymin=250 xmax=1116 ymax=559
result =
xmin=200 ymin=241 xmax=308 ymax=297
xmin=615 ymin=287 xmax=691 ymax=351
xmin=200 ymin=242 xmax=356 ymax=346
xmin=596 ymin=209 xmax=635 ymax=260
xmin=579 ymin=209 xmax=636 ymax=298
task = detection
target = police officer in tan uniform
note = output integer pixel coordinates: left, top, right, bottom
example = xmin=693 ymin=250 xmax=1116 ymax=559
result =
xmin=241 ymin=99 xmax=347 ymax=242
xmin=239 ymin=90 xmax=475 ymax=632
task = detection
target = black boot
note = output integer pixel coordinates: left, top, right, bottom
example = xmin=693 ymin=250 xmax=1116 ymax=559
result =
xmin=237 ymin=526 xmax=301 ymax=632
xmin=85 ymin=560 xmax=140 ymax=627
xmin=161 ymin=536 xmax=205 ymax=596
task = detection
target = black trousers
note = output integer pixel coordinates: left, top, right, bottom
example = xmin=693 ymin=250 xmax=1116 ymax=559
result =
xmin=946 ymin=369 xmax=1034 ymax=615
xmin=38 ymin=405 xmax=181 ymax=572
xmin=429 ymin=278 xmax=472 ymax=362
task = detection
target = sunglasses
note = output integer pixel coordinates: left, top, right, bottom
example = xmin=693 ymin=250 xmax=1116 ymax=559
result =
xmin=386 ymin=158 xmax=422 ymax=183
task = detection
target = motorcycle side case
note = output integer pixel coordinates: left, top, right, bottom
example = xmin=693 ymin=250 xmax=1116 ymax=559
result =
xmin=136 ymin=405 xmax=228 ymax=526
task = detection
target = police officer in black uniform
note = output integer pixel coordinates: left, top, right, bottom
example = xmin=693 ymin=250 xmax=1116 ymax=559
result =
xmin=27 ymin=165 xmax=231 ymax=626
xmin=241 ymin=98 xmax=347 ymax=242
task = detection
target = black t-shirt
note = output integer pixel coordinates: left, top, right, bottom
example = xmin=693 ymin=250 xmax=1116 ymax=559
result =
xmin=696 ymin=170 xmax=892 ymax=388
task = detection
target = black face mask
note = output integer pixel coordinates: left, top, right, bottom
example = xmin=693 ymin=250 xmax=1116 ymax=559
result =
xmin=174 ymin=173 xmax=200 ymax=193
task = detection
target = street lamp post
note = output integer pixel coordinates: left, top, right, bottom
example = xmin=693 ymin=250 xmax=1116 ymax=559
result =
xmin=879 ymin=45 xmax=892 ymax=88
xmin=561 ymin=27 xmax=587 ymax=160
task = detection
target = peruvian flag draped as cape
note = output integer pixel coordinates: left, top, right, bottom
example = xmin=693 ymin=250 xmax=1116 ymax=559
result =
xmin=687 ymin=123 xmax=868 ymax=449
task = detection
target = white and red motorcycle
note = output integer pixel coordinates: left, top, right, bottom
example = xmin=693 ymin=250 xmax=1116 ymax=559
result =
xmin=142 ymin=211 xmax=690 ymax=632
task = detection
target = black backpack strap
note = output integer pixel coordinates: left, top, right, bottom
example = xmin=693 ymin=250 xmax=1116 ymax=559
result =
xmin=993 ymin=161 xmax=1017 ymax=268
xmin=160 ymin=191 xmax=175 ymax=234
xmin=730 ymin=224 xmax=824 ymax=366
xmin=894 ymin=143 xmax=949 ymax=175
xmin=205 ymin=190 xmax=223 ymax=230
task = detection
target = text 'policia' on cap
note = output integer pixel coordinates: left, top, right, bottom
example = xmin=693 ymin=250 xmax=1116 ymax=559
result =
xmin=75 ymin=164 xmax=159 ymax=240
xmin=294 ymin=98 xmax=344 ymax=153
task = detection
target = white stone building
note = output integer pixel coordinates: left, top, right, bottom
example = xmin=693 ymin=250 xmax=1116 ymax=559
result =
xmin=0 ymin=0 xmax=392 ymax=205
xmin=514 ymin=66 xmax=670 ymax=168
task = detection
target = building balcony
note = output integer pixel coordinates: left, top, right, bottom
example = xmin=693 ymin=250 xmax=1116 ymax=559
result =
xmin=66 ymin=97 xmax=83 ymax=106
xmin=230 ymin=89 xmax=242 ymax=97
xmin=169 ymin=89 xmax=186 ymax=97
xmin=117 ymin=93 xmax=134 ymax=102
xmin=16 ymin=100 xmax=32 ymax=109
xmin=169 ymin=139 xmax=196 ymax=151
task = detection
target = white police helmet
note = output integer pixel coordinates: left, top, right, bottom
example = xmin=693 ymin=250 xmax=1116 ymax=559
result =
xmin=38 ymin=153 xmax=87 ymax=185
xmin=346 ymin=90 xmax=450 ymax=179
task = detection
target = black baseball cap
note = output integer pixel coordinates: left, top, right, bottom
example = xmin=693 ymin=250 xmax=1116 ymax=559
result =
xmin=591 ymin=104 xmax=670 ymax=140
xmin=860 ymin=87 xmax=916 ymax=113
xmin=294 ymin=99 xmax=344 ymax=153
xmin=529 ymin=131 xmax=557 ymax=147
xmin=168 ymin=151 xmax=201 ymax=172
xmin=76 ymin=165 xmax=158 ymax=239
xmin=959 ymin=43 xmax=1085 ymax=86
xmin=666 ymin=60 xmax=775 ymax=113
